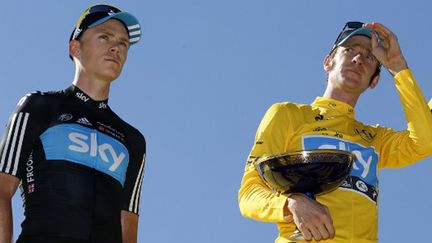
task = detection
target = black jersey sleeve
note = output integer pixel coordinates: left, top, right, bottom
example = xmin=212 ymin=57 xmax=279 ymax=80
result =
xmin=122 ymin=130 xmax=146 ymax=215
xmin=0 ymin=92 xmax=48 ymax=178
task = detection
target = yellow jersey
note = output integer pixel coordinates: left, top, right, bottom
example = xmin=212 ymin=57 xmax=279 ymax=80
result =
xmin=238 ymin=70 xmax=432 ymax=243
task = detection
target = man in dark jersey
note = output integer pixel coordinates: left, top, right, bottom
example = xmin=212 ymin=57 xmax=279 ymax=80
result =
xmin=0 ymin=4 xmax=145 ymax=243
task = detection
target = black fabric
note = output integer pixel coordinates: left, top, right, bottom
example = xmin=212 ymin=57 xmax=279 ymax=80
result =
xmin=1 ymin=85 xmax=146 ymax=242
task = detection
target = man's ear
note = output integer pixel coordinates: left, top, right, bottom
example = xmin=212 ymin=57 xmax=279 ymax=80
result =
xmin=369 ymin=74 xmax=380 ymax=89
xmin=323 ymin=54 xmax=333 ymax=72
xmin=69 ymin=40 xmax=81 ymax=59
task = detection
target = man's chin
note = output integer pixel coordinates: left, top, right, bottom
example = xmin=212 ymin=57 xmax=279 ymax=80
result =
xmin=99 ymin=73 xmax=121 ymax=83
xmin=102 ymin=68 xmax=122 ymax=81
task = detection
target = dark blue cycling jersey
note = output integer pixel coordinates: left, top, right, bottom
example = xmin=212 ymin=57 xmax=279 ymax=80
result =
xmin=0 ymin=85 xmax=146 ymax=243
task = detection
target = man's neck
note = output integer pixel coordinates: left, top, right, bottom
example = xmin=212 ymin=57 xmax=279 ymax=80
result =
xmin=72 ymin=71 xmax=111 ymax=101
xmin=322 ymin=86 xmax=359 ymax=108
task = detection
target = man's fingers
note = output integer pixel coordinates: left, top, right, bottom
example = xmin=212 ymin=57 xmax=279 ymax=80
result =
xmin=308 ymin=225 xmax=323 ymax=241
xmin=316 ymin=223 xmax=330 ymax=240
xmin=364 ymin=22 xmax=392 ymax=37
xmin=297 ymin=223 xmax=313 ymax=241
xmin=316 ymin=208 xmax=334 ymax=240
xmin=323 ymin=217 xmax=335 ymax=239
xmin=288 ymin=194 xmax=335 ymax=241
xmin=370 ymin=31 xmax=380 ymax=50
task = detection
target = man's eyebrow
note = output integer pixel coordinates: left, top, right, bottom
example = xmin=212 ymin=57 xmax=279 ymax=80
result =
xmin=348 ymin=43 xmax=372 ymax=51
xmin=97 ymin=29 xmax=129 ymax=43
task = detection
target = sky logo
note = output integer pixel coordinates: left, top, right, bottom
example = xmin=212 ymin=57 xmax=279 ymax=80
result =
xmin=303 ymin=135 xmax=378 ymax=188
xmin=40 ymin=124 xmax=129 ymax=185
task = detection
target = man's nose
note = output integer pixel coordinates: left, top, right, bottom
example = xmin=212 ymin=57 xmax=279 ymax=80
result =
xmin=352 ymin=53 xmax=365 ymax=65
xmin=109 ymin=44 xmax=120 ymax=54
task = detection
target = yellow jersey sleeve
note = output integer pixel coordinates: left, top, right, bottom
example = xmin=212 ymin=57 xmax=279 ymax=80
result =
xmin=376 ymin=69 xmax=432 ymax=168
xmin=238 ymin=103 xmax=295 ymax=223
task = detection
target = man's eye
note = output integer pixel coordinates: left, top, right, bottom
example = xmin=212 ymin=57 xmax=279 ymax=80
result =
xmin=345 ymin=47 xmax=354 ymax=53
xmin=366 ymin=53 xmax=377 ymax=63
xmin=100 ymin=35 xmax=109 ymax=40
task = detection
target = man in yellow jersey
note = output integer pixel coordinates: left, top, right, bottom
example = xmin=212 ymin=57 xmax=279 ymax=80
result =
xmin=238 ymin=21 xmax=432 ymax=243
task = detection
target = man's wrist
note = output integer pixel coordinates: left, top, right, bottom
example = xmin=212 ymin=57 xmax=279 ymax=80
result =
xmin=387 ymin=59 xmax=408 ymax=77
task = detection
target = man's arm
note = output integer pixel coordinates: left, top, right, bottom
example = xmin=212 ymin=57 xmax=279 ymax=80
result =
xmin=121 ymin=210 xmax=138 ymax=243
xmin=238 ymin=103 xmax=292 ymax=222
xmin=121 ymin=131 xmax=146 ymax=243
xmin=238 ymin=103 xmax=334 ymax=241
xmin=365 ymin=22 xmax=432 ymax=167
xmin=0 ymin=173 xmax=20 ymax=243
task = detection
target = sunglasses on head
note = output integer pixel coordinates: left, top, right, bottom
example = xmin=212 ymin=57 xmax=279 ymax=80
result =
xmin=87 ymin=4 xmax=121 ymax=14
xmin=333 ymin=21 xmax=365 ymax=46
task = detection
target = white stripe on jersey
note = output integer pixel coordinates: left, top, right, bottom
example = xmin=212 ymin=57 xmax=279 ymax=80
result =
xmin=134 ymin=161 xmax=145 ymax=213
xmin=5 ymin=113 xmax=24 ymax=173
xmin=0 ymin=113 xmax=18 ymax=172
xmin=0 ymin=112 xmax=29 ymax=175
xmin=129 ymin=154 xmax=146 ymax=213
xmin=12 ymin=113 xmax=29 ymax=175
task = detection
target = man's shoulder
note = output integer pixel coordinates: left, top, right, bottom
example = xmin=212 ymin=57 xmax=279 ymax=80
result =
xmin=268 ymin=101 xmax=313 ymax=114
xmin=352 ymin=119 xmax=386 ymax=134
xmin=15 ymin=89 xmax=65 ymax=109
xmin=123 ymin=121 xmax=146 ymax=144
xmin=108 ymin=110 xmax=146 ymax=144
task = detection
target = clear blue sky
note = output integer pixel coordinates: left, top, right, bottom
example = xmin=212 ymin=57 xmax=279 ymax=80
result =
xmin=1 ymin=1 xmax=431 ymax=242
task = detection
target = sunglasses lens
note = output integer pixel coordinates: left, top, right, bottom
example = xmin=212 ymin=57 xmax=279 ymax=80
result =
xmin=331 ymin=21 xmax=366 ymax=52
xmin=89 ymin=5 xmax=121 ymax=14
xmin=345 ymin=21 xmax=364 ymax=30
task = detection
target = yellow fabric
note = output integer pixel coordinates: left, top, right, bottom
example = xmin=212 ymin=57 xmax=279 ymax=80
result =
xmin=238 ymin=69 xmax=432 ymax=243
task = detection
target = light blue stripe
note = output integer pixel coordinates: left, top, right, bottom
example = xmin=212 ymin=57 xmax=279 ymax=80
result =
xmin=40 ymin=124 xmax=129 ymax=185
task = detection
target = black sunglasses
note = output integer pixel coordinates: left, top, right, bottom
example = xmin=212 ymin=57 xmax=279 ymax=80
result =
xmin=72 ymin=5 xmax=123 ymax=41
xmin=87 ymin=4 xmax=121 ymax=15
xmin=333 ymin=21 xmax=365 ymax=47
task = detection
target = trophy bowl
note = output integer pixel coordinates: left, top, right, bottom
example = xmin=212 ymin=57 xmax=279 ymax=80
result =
xmin=254 ymin=149 xmax=355 ymax=195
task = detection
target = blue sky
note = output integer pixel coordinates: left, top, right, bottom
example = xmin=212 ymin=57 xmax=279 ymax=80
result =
xmin=1 ymin=1 xmax=432 ymax=242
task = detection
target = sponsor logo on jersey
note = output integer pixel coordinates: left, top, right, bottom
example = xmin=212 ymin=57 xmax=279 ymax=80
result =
xmin=356 ymin=180 xmax=368 ymax=192
xmin=303 ymin=135 xmax=379 ymax=201
xmin=354 ymin=126 xmax=376 ymax=143
xmin=340 ymin=176 xmax=378 ymax=203
xmin=76 ymin=92 xmax=90 ymax=102
xmin=99 ymin=102 xmax=108 ymax=109
xmin=26 ymin=153 xmax=36 ymax=193
xmin=28 ymin=184 xmax=35 ymax=193
xmin=313 ymin=127 xmax=328 ymax=132
xmin=314 ymin=114 xmax=324 ymax=121
xmin=334 ymin=132 xmax=343 ymax=138
xmin=58 ymin=114 xmax=73 ymax=122
xmin=97 ymin=122 xmax=125 ymax=142
xmin=40 ymin=124 xmax=129 ymax=185
xmin=77 ymin=117 xmax=92 ymax=126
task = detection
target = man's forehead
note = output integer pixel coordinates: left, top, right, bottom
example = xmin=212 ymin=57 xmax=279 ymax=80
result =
xmin=91 ymin=19 xmax=129 ymax=38
xmin=342 ymin=35 xmax=372 ymax=48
